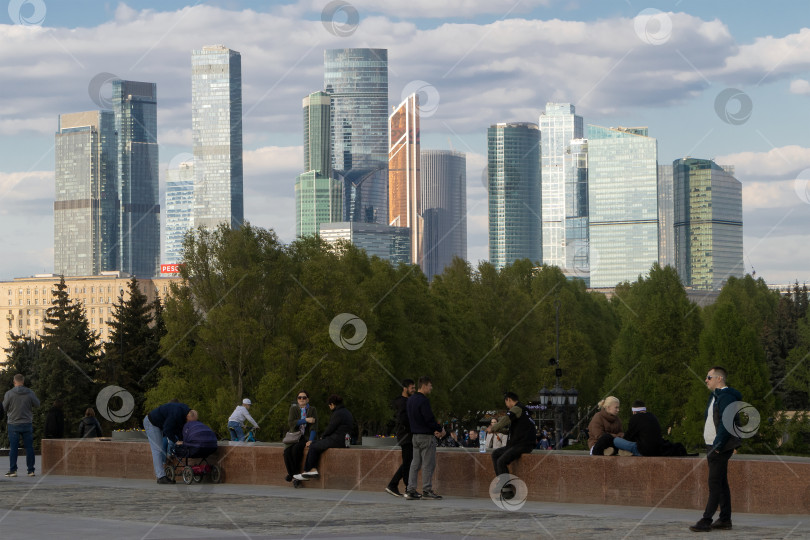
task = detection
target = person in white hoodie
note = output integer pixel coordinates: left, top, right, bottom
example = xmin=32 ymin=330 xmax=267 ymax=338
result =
xmin=228 ymin=398 xmax=259 ymax=441
xmin=3 ymin=373 xmax=40 ymax=477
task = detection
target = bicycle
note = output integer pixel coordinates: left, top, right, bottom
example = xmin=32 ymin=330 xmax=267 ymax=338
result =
xmin=228 ymin=426 xmax=258 ymax=442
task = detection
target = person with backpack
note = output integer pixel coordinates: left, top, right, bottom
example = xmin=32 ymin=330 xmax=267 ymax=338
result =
xmin=486 ymin=392 xmax=536 ymax=476
xmin=78 ymin=408 xmax=103 ymax=438
xmin=689 ymin=366 xmax=742 ymax=533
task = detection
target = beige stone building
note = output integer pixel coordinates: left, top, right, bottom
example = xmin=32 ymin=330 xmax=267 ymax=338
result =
xmin=1 ymin=272 xmax=181 ymax=363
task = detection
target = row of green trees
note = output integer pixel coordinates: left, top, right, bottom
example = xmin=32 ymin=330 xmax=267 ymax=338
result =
xmin=2 ymin=223 xmax=809 ymax=453
xmin=2 ymin=277 xmax=164 ymax=445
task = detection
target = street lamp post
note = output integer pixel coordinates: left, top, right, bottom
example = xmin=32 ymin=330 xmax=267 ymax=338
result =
xmin=540 ymin=297 xmax=579 ymax=449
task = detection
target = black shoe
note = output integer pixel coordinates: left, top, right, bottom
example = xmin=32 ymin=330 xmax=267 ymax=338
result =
xmin=711 ymin=519 xmax=732 ymax=530
xmin=422 ymin=489 xmax=442 ymax=500
xmin=404 ymin=490 xmax=422 ymax=500
xmin=385 ymin=487 xmax=403 ymax=497
xmin=157 ymin=476 xmax=174 ymax=484
xmin=689 ymin=518 xmax=712 ymax=532
xmin=285 ymin=474 xmax=293 ymax=482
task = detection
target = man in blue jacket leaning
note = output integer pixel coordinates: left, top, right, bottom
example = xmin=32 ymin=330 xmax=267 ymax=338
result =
xmin=690 ymin=366 xmax=742 ymax=533
xmin=144 ymin=401 xmax=191 ymax=484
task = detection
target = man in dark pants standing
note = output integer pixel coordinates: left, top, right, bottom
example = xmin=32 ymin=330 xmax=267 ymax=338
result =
xmin=486 ymin=392 xmax=536 ymax=476
xmin=386 ymin=378 xmax=415 ymax=497
xmin=690 ymin=366 xmax=742 ymax=532
xmin=3 ymin=374 xmax=40 ymax=477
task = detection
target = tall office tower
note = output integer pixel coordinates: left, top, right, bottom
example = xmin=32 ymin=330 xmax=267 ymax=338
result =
xmin=319 ymin=222 xmax=411 ymax=265
xmin=54 ymin=111 xmax=118 ymax=277
xmin=539 ymin=103 xmax=585 ymax=273
xmin=389 ymin=94 xmax=422 ymax=265
xmin=487 ymin=122 xmax=542 ymax=270
xmin=673 ymin=158 xmax=743 ymax=290
xmin=421 ymin=150 xmax=467 ymax=280
xmin=324 ymin=48 xmax=389 ymax=224
xmin=296 ymin=91 xmax=342 ymax=237
xmin=586 ymin=125 xmax=658 ymax=288
xmin=192 ymin=45 xmax=243 ymax=230
xmin=658 ymin=164 xmax=675 ymax=268
xmin=564 ymin=138 xmax=590 ymax=284
xmin=113 ymin=80 xmax=160 ymax=278
xmin=164 ymin=161 xmax=195 ymax=264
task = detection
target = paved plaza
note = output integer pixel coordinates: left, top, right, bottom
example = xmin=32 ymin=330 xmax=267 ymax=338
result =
xmin=0 ymin=475 xmax=806 ymax=539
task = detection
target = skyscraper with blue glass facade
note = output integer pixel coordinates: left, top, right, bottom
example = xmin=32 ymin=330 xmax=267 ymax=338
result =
xmin=324 ymin=48 xmax=389 ymax=224
xmin=192 ymin=45 xmax=243 ymax=230
xmin=164 ymin=161 xmax=194 ymax=264
xmin=421 ymin=150 xmax=467 ymax=280
xmin=673 ymin=158 xmax=743 ymax=290
xmin=539 ymin=103 xmax=588 ymax=280
xmin=113 ymin=80 xmax=160 ymax=278
xmin=487 ymin=122 xmax=542 ymax=270
xmin=54 ymin=110 xmax=118 ymax=277
xmin=586 ymin=125 xmax=658 ymax=288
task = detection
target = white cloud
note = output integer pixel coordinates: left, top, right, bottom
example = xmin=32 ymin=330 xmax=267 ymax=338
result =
xmin=789 ymin=79 xmax=810 ymax=95
xmin=284 ymin=0 xmax=552 ymax=19
xmin=716 ymin=145 xmax=810 ymax=181
xmin=720 ymin=28 xmax=810 ymax=84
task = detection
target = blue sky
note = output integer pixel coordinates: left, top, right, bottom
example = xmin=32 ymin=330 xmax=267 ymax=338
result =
xmin=1 ymin=0 xmax=809 ymax=284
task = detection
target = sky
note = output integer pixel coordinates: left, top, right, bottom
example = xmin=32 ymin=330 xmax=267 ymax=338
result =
xmin=1 ymin=0 xmax=809 ymax=286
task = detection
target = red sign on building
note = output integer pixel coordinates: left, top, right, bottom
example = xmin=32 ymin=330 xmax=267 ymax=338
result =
xmin=160 ymin=264 xmax=183 ymax=274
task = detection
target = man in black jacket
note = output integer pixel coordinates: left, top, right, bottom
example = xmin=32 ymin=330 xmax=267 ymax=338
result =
xmin=690 ymin=366 xmax=743 ymax=532
xmin=614 ymin=400 xmax=663 ymax=456
xmin=295 ymin=394 xmax=353 ymax=480
xmin=486 ymin=392 xmax=536 ymax=476
xmin=385 ymin=378 xmax=415 ymax=497
xmin=143 ymin=401 xmax=190 ymax=484
xmin=405 ymin=376 xmax=445 ymax=500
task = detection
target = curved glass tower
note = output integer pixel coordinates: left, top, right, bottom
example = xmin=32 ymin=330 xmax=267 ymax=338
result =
xmin=324 ymin=48 xmax=388 ymax=224
xmin=421 ymin=150 xmax=466 ymax=280
xmin=487 ymin=122 xmax=542 ymax=270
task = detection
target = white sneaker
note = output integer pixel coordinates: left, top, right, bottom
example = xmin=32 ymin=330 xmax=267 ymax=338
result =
xmin=302 ymin=469 xmax=319 ymax=478
xmin=292 ymin=474 xmax=309 ymax=481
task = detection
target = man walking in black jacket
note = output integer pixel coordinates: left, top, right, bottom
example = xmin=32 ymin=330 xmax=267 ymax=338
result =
xmin=386 ymin=378 xmax=415 ymax=497
xmin=295 ymin=394 xmax=353 ymax=480
xmin=486 ymin=392 xmax=536 ymax=476
xmin=405 ymin=376 xmax=445 ymax=500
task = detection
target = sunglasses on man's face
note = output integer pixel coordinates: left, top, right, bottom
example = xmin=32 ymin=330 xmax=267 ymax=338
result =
xmin=706 ymin=375 xmax=717 ymax=380
xmin=297 ymin=395 xmax=308 ymax=399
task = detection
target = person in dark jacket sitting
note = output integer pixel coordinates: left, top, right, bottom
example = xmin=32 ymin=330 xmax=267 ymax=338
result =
xmin=44 ymin=400 xmax=65 ymax=439
xmin=613 ymin=401 xmax=663 ymax=456
xmin=294 ymin=394 xmax=353 ymax=480
xmin=176 ymin=410 xmax=218 ymax=456
xmin=78 ymin=408 xmax=103 ymax=438
xmin=143 ymin=401 xmax=190 ymax=484
xmin=486 ymin=392 xmax=536 ymax=476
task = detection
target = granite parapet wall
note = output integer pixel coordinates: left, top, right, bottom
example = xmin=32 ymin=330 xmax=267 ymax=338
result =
xmin=41 ymin=440 xmax=810 ymax=515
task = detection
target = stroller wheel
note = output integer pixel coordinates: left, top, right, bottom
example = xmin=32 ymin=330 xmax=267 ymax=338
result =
xmin=192 ymin=472 xmax=203 ymax=483
xmin=182 ymin=466 xmax=194 ymax=485
xmin=210 ymin=465 xmax=222 ymax=484
xmin=164 ymin=466 xmax=175 ymax=482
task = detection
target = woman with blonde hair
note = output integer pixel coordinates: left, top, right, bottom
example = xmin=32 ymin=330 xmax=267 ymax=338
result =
xmin=588 ymin=396 xmax=623 ymax=455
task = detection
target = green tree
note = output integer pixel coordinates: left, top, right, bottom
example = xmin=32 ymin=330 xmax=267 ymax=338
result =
xmin=37 ymin=277 xmax=100 ymax=437
xmin=101 ymin=277 xmax=162 ymax=428
xmin=602 ymin=264 xmax=703 ymax=434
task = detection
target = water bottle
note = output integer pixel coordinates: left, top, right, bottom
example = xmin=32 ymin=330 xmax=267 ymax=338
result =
xmin=345 ymin=433 xmax=350 ymax=448
xmin=479 ymin=429 xmax=486 ymax=453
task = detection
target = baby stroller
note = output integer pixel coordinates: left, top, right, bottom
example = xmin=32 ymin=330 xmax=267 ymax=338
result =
xmin=165 ymin=443 xmax=222 ymax=485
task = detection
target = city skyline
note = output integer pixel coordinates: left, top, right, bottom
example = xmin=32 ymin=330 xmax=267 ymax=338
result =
xmin=2 ymin=2 xmax=809 ymax=286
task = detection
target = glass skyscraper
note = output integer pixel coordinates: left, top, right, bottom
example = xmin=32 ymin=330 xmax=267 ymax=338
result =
xmin=319 ymin=222 xmax=411 ymax=265
xmin=487 ymin=122 xmax=542 ymax=270
xmin=658 ymin=163 xmax=675 ymax=268
xmin=54 ymin=110 xmax=117 ymax=276
xmin=421 ymin=150 xmax=467 ymax=280
xmin=539 ymin=103 xmax=586 ymax=276
xmin=192 ymin=45 xmax=243 ymax=230
xmin=113 ymin=80 xmax=160 ymax=278
xmin=296 ymin=91 xmax=342 ymax=237
xmin=564 ymin=138 xmax=590 ymax=284
xmin=389 ymin=94 xmax=422 ymax=265
xmin=164 ymin=161 xmax=194 ymax=264
xmin=586 ymin=125 xmax=658 ymax=288
xmin=324 ymin=48 xmax=388 ymax=224
xmin=673 ymin=158 xmax=743 ymax=290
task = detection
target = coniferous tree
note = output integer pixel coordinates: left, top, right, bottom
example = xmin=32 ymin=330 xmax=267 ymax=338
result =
xmin=38 ymin=277 xmax=100 ymax=437
xmin=101 ymin=277 xmax=162 ymax=428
